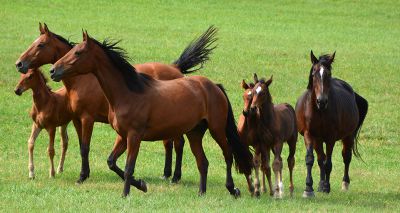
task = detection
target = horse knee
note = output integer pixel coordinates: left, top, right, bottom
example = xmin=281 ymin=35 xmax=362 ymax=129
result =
xmin=47 ymin=148 xmax=55 ymax=158
xmin=272 ymin=158 xmax=282 ymax=172
xmin=305 ymin=152 xmax=314 ymax=166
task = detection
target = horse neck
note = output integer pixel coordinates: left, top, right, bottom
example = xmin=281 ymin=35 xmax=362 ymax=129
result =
xmin=92 ymin=54 xmax=137 ymax=108
xmin=31 ymin=77 xmax=52 ymax=110
xmin=259 ymin=98 xmax=275 ymax=126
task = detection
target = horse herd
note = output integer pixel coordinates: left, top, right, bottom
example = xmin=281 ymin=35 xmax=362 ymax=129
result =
xmin=14 ymin=23 xmax=368 ymax=198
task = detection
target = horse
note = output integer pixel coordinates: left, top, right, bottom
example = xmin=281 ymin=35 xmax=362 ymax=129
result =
xmin=295 ymin=51 xmax=368 ymax=197
xmin=49 ymin=31 xmax=253 ymax=197
xmin=244 ymin=74 xmax=297 ymax=198
xmin=238 ymin=79 xmax=269 ymax=197
xmin=15 ymin=23 xmax=217 ymax=183
xmin=14 ymin=68 xmax=72 ymax=179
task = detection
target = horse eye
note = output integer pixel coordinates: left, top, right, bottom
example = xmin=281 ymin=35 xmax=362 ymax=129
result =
xmin=75 ymin=51 xmax=81 ymax=56
xmin=37 ymin=43 xmax=45 ymax=48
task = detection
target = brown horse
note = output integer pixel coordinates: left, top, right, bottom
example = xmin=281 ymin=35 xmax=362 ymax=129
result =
xmin=296 ymin=51 xmax=368 ymax=197
xmin=49 ymin=31 xmax=253 ymax=197
xmin=14 ymin=68 xmax=71 ymax=179
xmin=244 ymin=74 xmax=297 ymax=198
xmin=15 ymin=23 xmax=217 ymax=183
xmin=238 ymin=79 xmax=268 ymax=197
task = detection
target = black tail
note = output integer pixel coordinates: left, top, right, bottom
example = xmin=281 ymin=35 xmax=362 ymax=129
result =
xmin=173 ymin=26 xmax=218 ymax=74
xmin=217 ymin=84 xmax=253 ymax=175
xmin=353 ymin=92 xmax=368 ymax=159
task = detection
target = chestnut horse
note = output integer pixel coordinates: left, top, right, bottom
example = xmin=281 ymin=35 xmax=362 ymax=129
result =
xmin=238 ymin=79 xmax=268 ymax=197
xmin=50 ymin=31 xmax=253 ymax=197
xmin=244 ymin=74 xmax=297 ymax=198
xmin=296 ymin=51 xmax=368 ymax=197
xmin=15 ymin=23 xmax=217 ymax=183
xmin=14 ymin=68 xmax=71 ymax=179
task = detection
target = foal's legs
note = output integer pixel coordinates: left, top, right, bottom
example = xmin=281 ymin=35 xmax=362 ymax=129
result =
xmin=162 ymin=139 xmax=173 ymax=179
xmin=46 ymin=128 xmax=56 ymax=178
xmin=253 ymin=152 xmax=262 ymax=197
xmin=261 ymin=145 xmax=274 ymax=196
xmin=287 ymin=136 xmax=297 ymax=196
xmin=57 ymin=124 xmax=69 ymax=174
xmin=77 ymin=117 xmax=94 ymax=184
xmin=272 ymin=142 xmax=284 ymax=198
xmin=172 ymin=136 xmax=185 ymax=183
xmin=342 ymin=136 xmax=353 ymax=191
xmin=27 ymin=123 xmax=42 ymax=179
xmin=186 ymin=130 xmax=208 ymax=196
xmin=107 ymin=135 xmax=146 ymax=192
xmin=303 ymin=131 xmax=316 ymax=198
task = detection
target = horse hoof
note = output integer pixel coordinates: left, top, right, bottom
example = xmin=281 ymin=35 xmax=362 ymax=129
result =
xmin=171 ymin=176 xmax=181 ymax=184
xmin=29 ymin=173 xmax=35 ymax=180
xmin=342 ymin=181 xmax=349 ymax=191
xmin=323 ymin=182 xmax=331 ymax=193
xmin=161 ymin=175 xmax=169 ymax=180
xmin=233 ymin=188 xmax=241 ymax=198
xmin=254 ymin=191 xmax=260 ymax=198
xmin=57 ymin=167 xmax=64 ymax=174
xmin=273 ymin=191 xmax=283 ymax=199
xmin=198 ymin=191 xmax=206 ymax=197
xmin=139 ymin=180 xmax=147 ymax=193
xmin=302 ymin=190 xmax=315 ymax=198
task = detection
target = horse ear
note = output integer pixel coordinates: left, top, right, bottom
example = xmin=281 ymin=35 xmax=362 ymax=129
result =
xmin=39 ymin=22 xmax=45 ymax=34
xmin=253 ymin=73 xmax=259 ymax=83
xmin=241 ymin=79 xmax=249 ymax=90
xmin=265 ymin=75 xmax=273 ymax=87
xmin=329 ymin=51 xmax=336 ymax=64
xmin=82 ymin=29 xmax=88 ymax=41
xmin=43 ymin=23 xmax=50 ymax=35
xmin=310 ymin=50 xmax=318 ymax=64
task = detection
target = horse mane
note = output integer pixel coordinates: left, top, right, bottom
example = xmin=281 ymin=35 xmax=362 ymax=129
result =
xmin=90 ymin=37 xmax=153 ymax=92
xmin=51 ymin=32 xmax=75 ymax=48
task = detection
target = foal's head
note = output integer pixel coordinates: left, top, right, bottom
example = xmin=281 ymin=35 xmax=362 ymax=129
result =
xmin=14 ymin=69 xmax=49 ymax=96
xmin=308 ymin=50 xmax=335 ymax=110
xmin=241 ymin=80 xmax=254 ymax=117
xmin=15 ymin=23 xmax=74 ymax=73
xmin=250 ymin=74 xmax=273 ymax=115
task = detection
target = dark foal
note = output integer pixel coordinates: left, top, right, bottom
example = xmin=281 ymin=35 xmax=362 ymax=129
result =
xmin=296 ymin=51 xmax=368 ymax=197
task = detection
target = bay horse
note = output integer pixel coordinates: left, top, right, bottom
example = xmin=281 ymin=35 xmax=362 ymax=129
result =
xmin=14 ymin=68 xmax=71 ymax=179
xmin=238 ymin=79 xmax=268 ymax=197
xmin=244 ymin=74 xmax=297 ymax=198
xmin=49 ymin=31 xmax=253 ymax=197
xmin=296 ymin=51 xmax=368 ymax=197
xmin=15 ymin=23 xmax=217 ymax=183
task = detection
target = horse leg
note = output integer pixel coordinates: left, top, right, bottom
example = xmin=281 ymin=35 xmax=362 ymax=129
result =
xmin=76 ymin=117 xmax=94 ymax=184
xmin=186 ymin=129 xmax=208 ymax=196
xmin=107 ymin=135 xmax=146 ymax=192
xmin=323 ymin=142 xmax=335 ymax=193
xmin=27 ymin=123 xmax=41 ymax=179
xmin=272 ymin=142 xmax=284 ymax=198
xmin=46 ymin=128 xmax=56 ymax=178
xmin=303 ymin=131 xmax=316 ymax=198
xmin=287 ymin=136 xmax=297 ymax=196
xmin=261 ymin=145 xmax=274 ymax=196
xmin=342 ymin=136 xmax=353 ymax=191
xmin=262 ymin=170 xmax=267 ymax=193
xmin=162 ymin=139 xmax=173 ymax=180
xmin=253 ymin=151 xmax=262 ymax=197
xmin=172 ymin=136 xmax=185 ymax=183
xmin=314 ymin=142 xmax=326 ymax=192
xmin=122 ymin=133 xmax=142 ymax=197
xmin=57 ymin=124 xmax=69 ymax=174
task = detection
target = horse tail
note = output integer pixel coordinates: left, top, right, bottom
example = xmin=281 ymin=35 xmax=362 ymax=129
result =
xmin=353 ymin=92 xmax=368 ymax=159
xmin=216 ymin=84 xmax=253 ymax=175
xmin=173 ymin=26 xmax=218 ymax=74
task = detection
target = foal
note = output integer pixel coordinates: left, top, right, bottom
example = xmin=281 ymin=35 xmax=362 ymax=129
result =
xmin=247 ymin=74 xmax=297 ymax=198
xmin=296 ymin=51 xmax=368 ymax=197
xmin=15 ymin=68 xmax=71 ymax=178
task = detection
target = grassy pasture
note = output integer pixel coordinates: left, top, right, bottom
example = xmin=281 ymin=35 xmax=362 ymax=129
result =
xmin=0 ymin=0 xmax=399 ymax=212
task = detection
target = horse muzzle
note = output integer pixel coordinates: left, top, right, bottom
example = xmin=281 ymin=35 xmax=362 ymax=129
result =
xmin=316 ymin=97 xmax=328 ymax=110
xmin=49 ymin=66 xmax=64 ymax=82
xmin=15 ymin=60 xmax=29 ymax=74
xmin=14 ymin=88 xmax=23 ymax=96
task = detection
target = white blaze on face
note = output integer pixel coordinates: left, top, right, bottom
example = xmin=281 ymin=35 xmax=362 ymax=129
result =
xmin=34 ymin=37 xmax=41 ymax=44
xmin=247 ymin=91 xmax=252 ymax=96
xmin=255 ymin=86 xmax=262 ymax=94
xmin=319 ymin=66 xmax=324 ymax=92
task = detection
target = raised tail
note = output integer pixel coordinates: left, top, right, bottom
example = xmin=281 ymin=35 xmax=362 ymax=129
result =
xmin=353 ymin=92 xmax=368 ymax=159
xmin=173 ymin=26 xmax=218 ymax=74
xmin=217 ymin=84 xmax=253 ymax=175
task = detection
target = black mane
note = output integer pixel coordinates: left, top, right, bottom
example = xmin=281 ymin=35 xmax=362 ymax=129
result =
xmin=52 ymin=32 xmax=75 ymax=48
xmin=90 ymin=37 xmax=153 ymax=92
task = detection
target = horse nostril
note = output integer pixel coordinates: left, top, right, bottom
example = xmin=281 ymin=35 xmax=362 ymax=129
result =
xmin=50 ymin=68 xmax=55 ymax=75
xmin=16 ymin=61 xmax=23 ymax=69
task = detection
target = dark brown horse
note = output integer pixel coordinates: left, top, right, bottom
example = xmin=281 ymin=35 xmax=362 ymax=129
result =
xmin=242 ymin=74 xmax=297 ymax=198
xmin=15 ymin=23 xmax=217 ymax=183
xmin=49 ymin=31 xmax=253 ymax=197
xmin=296 ymin=51 xmax=368 ymax=197
xmin=14 ymin=68 xmax=71 ymax=179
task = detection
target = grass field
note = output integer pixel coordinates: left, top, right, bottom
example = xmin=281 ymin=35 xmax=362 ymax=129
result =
xmin=1 ymin=0 xmax=399 ymax=212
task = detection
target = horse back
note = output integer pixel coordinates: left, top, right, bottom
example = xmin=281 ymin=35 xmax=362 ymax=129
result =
xmin=135 ymin=62 xmax=183 ymax=80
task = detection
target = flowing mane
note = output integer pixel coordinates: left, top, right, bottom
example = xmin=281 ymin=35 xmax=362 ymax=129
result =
xmin=90 ymin=37 xmax=153 ymax=92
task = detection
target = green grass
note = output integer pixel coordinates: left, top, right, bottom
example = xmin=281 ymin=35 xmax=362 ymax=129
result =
xmin=1 ymin=0 xmax=399 ymax=212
